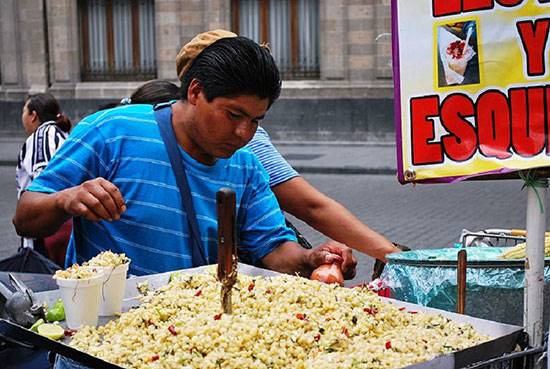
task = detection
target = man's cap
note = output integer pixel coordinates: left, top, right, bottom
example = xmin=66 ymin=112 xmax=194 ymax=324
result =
xmin=176 ymin=29 xmax=238 ymax=81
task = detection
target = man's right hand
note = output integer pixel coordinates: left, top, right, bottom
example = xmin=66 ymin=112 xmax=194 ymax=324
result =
xmin=309 ymin=240 xmax=357 ymax=280
xmin=55 ymin=178 xmax=126 ymax=222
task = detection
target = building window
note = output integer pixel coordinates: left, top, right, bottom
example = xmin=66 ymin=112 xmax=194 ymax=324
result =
xmin=78 ymin=0 xmax=156 ymax=81
xmin=231 ymin=0 xmax=320 ymax=80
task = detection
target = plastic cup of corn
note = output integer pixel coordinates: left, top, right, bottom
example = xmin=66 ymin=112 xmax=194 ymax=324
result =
xmin=84 ymin=251 xmax=131 ymax=316
xmin=53 ymin=265 xmax=104 ymax=329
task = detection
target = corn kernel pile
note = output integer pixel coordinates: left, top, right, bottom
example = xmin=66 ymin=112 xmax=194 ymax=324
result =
xmin=53 ymin=264 xmax=99 ymax=280
xmin=70 ymin=271 xmax=488 ymax=369
xmin=84 ymin=250 xmax=130 ymax=267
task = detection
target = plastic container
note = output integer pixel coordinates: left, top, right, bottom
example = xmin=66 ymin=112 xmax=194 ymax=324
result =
xmin=95 ymin=263 xmax=129 ymax=316
xmin=54 ymin=272 xmax=104 ymax=329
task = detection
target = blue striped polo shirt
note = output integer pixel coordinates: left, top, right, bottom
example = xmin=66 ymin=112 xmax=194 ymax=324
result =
xmin=246 ymin=127 xmax=299 ymax=187
xmin=27 ymin=104 xmax=296 ymax=275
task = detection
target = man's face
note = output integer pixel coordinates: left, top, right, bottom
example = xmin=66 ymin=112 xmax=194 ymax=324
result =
xmin=187 ymin=88 xmax=269 ymax=163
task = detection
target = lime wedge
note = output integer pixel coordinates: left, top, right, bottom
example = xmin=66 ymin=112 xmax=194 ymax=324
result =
xmin=37 ymin=323 xmax=65 ymax=340
xmin=30 ymin=318 xmax=45 ymax=333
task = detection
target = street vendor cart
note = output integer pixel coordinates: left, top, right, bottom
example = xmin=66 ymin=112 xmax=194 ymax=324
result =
xmin=0 ymin=264 xmax=529 ymax=369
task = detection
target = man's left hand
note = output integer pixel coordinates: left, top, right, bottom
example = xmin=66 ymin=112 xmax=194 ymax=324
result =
xmin=310 ymin=240 xmax=357 ymax=280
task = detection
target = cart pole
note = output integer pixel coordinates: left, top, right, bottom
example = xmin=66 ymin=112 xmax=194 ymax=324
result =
xmin=524 ymin=181 xmax=547 ymax=348
xmin=456 ymin=250 xmax=467 ymax=315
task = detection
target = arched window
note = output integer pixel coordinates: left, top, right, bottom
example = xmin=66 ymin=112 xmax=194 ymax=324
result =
xmin=231 ymin=0 xmax=320 ymax=80
xmin=78 ymin=0 xmax=156 ymax=81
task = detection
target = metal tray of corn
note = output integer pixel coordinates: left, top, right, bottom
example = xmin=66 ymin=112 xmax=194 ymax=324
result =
xmin=0 ymin=264 xmax=522 ymax=369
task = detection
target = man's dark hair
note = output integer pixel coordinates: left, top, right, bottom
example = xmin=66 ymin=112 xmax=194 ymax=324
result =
xmin=180 ymin=37 xmax=281 ymax=107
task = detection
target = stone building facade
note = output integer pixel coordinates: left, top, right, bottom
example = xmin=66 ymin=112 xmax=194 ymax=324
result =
xmin=0 ymin=0 xmax=394 ymax=141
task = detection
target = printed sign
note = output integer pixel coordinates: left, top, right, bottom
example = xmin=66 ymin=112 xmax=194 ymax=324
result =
xmin=392 ymin=0 xmax=550 ymax=183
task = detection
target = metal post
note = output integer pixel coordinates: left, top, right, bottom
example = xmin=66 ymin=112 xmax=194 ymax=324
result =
xmin=524 ymin=180 xmax=547 ymax=348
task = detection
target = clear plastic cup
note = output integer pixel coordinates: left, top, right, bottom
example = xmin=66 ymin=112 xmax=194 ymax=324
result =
xmin=95 ymin=263 xmax=130 ymax=316
xmin=54 ymin=271 xmax=104 ymax=329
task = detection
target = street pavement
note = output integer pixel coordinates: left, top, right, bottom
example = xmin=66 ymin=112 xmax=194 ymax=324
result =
xmin=275 ymin=141 xmax=397 ymax=175
xmin=0 ymin=134 xmax=545 ymax=285
xmin=0 ymin=136 xmax=397 ymax=173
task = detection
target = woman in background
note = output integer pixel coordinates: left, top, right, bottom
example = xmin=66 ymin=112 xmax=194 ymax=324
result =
xmin=97 ymin=79 xmax=181 ymax=110
xmin=16 ymin=92 xmax=72 ymax=265
xmin=125 ymin=79 xmax=180 ymax=104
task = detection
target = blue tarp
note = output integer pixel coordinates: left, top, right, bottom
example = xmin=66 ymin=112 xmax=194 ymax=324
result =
xmin=382 ymin=247 xmax=550 ymax=326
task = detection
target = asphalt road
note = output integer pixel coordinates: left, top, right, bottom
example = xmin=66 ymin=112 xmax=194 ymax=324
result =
xmin=0 ymin=166 xmax=544 ymax=284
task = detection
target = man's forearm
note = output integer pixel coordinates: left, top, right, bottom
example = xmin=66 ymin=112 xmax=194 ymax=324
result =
xmin=13 ymin=191 xmax=71 ymax=238
xmin=274 ymin=177 xmax=399 ymax=261
xmin=306 ymin=200 xmax=399 ymax=261
xmin=313 ymin=207 xmax=399 ymax=261
xmin=261 ymin=241 xmax=315 ymax=277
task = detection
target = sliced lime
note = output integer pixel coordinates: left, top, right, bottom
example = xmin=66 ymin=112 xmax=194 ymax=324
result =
xmin=30 ymin=318 xmax=45 ymax=333
xmin=37 ymin=323 xmax=65 ymax=340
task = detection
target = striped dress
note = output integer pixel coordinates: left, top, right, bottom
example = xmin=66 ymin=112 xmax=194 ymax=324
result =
xmin=16 ymin=121 xmax=68 ymax=248
xmin=16 ymin=121 xmax=68 ymax=198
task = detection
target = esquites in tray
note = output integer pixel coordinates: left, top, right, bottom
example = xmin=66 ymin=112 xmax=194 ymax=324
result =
xmin=68 ymin=267 xmax=488 ymax=369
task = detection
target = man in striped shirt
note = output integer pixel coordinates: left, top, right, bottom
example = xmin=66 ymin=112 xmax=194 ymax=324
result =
xmin=177 ymin=30 xmax=398 ymax=266
xmin=13 ymin=35 xmax=356 ymax=279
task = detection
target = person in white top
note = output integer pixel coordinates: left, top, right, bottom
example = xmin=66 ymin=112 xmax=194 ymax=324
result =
xmin=16 ymin=93 xmax=72 ymax=263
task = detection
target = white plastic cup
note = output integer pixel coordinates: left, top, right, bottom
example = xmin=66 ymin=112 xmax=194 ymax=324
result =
xmin=95 ymin=263 xmax=130 ymax=316
xmin=54 ymin=272 xmax=104 ymax=329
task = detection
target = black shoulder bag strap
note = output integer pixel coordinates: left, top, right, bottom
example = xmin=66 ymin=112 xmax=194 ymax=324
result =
xmin=153 ymin=104 xmax=207 ymax=267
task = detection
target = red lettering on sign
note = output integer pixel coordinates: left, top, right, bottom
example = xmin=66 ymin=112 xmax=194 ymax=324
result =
xmin=408 ymin=85 xmax=550 ymax=168
xmin=432 ymin=0 xmax=526 ymax=17
xmin=440 ymin=94 xmax=477 ymax=161
xmin=463 ymin=0 xmax=493 ymax=12
xmin=495 ymin=0 xmax=524 ymax=7
xmin=476 ymin=91 xmax=512 ymax=159
xmin=433 ymin=0 xmax=461 ymax=17
xmin=410 ymin=96 xmax=443 ymax=165
xmin=510 ymin=87 xmax=546 ymax=157
xmin=516 ymin=19 xmax=550 ymax=77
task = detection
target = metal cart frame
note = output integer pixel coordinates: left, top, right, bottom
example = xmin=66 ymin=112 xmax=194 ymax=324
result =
xmin=466 ymin=339 xmax=547 ymax=369
xmin=458 ymin=229 xmax=548 ymax=369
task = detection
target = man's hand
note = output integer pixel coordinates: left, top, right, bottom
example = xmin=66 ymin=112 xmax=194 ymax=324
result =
xmin=310 ymin=240 xmax=357 ymax=280
xmin=55 ymin=178 xmax=126 ymax=222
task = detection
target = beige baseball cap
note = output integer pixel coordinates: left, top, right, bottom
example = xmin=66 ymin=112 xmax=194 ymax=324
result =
xmin=176 ymin=29 xmax=238 ymax=81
